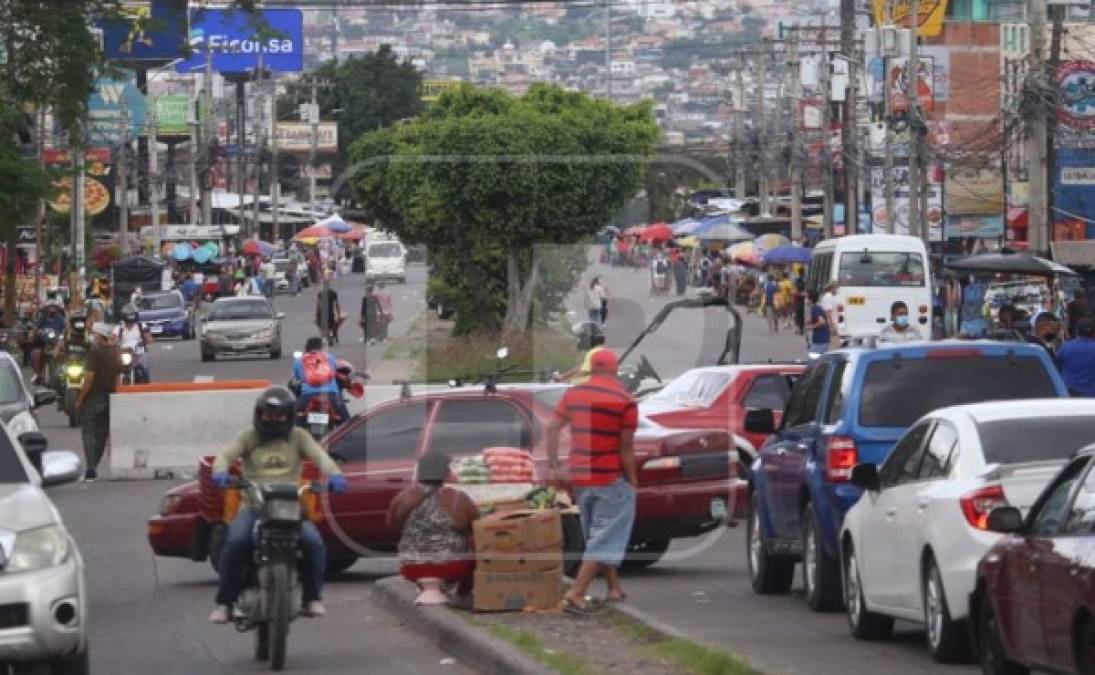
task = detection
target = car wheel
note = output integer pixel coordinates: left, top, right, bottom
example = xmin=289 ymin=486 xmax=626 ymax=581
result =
xmin=923 ymin=554 xmax=971 ymax=662
xmin=561 ymin=513 xmax=585 ymax=578
xmin=208 ymin=522 xmax=226 ymax=574
xmin=621 ymin=537 xmax=670 ymax=571
xmin=844 ymin=540 xmax=894 ymax=640
xmin=803 ymin=503 xmax=843 ymax=612
xmin=270 ymin=348 xmax=281 ymax=360
xmin=978 ymin=593 xmax=1028 ymax=675
xmin=184 ymin=322 xmax=194 ymax=340
xmin=325 ymin=556 xmax=358 ymax=577
xmin=50 ymin=646 xmax=89 ymax=675
xmin=747 ymin=494 xmax=794 ymax=594
xmin=201 ymin=347 xmax=214 ymax=362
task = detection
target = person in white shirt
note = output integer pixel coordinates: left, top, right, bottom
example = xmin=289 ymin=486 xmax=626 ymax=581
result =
xmin=820 ymin=281 xmax=838 ymax=331
xmin=114 ymin=305 xmax=154 ymax=381
xmin=161 ymin=266 xmax=174 ymax=291
xmin=878 ymin=300 xmax=925 ymax=343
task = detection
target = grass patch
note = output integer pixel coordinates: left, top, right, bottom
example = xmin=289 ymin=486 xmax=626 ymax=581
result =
xmin=413 ymin=326 xmax=579 ymax=383
xmin=383 ymin=311 xmax=427 ymax=362
xmin=607 ymin=609 xmax=759 ymax=675
xmin=483 ymin=623 xmax=593 ymax=675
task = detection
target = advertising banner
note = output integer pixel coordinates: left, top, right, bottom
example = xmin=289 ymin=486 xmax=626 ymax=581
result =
xmin=871 ymin=0 xmax=950 ymax=38
xmin=145 ymin=95 xmax=190 ymax=136
xmin=870 ymin=166 xmax=944 ymax=241
xmin=175 ymin=8 xmax=303 ymax=74
xmin=96 ymin=0 xmax=188 ymax=63
xmin=946 ymin=214 xmax=1004 ymax=239
xmin=87 ymin=74 xmax=147 ymax=146
xmin=274 ymin=122 xmax=338 ymax=152
xmin=45 ymin=152 xmax=116 ymax=230
xmin=944 ymin=167 xmax=1005 ymax=215
xmin=1054 ymin=147 xmax=1095 ymax=237
xmin=889 ymin=57 xmax=935 ymax=113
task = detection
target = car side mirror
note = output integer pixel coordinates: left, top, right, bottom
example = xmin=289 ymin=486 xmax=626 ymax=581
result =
xmin=849 ymin=463 xmax=881 ymax=492
xmin=32 ymin=388 xmax=57 ymax=409
xmin=986 ymin=506 xmax=1024 ymax=534
xmin=40 ymin=450 xmax=83 ymax=487
xmin=276 ymin=312 xmax=286 ymax=320
xmin=743 ymin=408 xmax=776 ymax=434
xmin=18 ymin=431 xmax=49 ymax=475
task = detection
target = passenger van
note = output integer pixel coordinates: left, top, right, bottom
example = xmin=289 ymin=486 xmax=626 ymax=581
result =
xmin=364 ymin=237 xmax=406 ymax=283
xmin=807 ymin=234 xmax=931 ymax=340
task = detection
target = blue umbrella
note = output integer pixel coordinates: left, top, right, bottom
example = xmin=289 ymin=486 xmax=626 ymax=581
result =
xmin=192 ymin=246 xmax=212 ymax=264
xmin=671 ymin=218 xmax=701 ymax=235
xmin=172 ymin=243 xmax=192 ymax=261
xmin=763 ymin=245 xmax=812 ymax=265
xmin=317 ymin=214 xmax=351 ymax=233
xmin=693 ymin=216 xmax=753 ymax=242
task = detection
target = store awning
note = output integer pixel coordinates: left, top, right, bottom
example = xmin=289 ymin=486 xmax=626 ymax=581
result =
xmin=1051 ymin=240 xmax=1095 ymax=267
xmin=1007 ymin=207 xmax=1028 ymax=228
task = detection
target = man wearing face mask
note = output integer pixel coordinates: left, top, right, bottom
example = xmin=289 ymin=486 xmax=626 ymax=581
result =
xmin=878 ymin=300 xmax=924 ymax=344
xmin=1027 ymin=312 xmax=1062 ymax=359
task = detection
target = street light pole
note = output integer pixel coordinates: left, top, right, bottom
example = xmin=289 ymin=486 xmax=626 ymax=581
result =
xmin=309 ymin=78 xmax=318 ymax=215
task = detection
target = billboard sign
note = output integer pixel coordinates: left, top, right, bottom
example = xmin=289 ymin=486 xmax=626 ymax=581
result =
xmin=175 ymin=8 xmax=303 ymax=74
xmin=87 ymin=75 xmax=147 ymax=146
xmin=944 ymin=167 xmax=1005 ymax=215
xmin=145 ymin=95 xmax=190 ymax=136
xmin=274 ymin=122 xmax=338 ymax=152
xmin=96 ymin=0 xmax=188 ymax=63
xmin=1058 ymin=60 xmax=1095 ymax=130
xmin=871 ymin=0 xmax=950 ymax=38
xmin=1055 ymin=148 xmax=1095 ymax=235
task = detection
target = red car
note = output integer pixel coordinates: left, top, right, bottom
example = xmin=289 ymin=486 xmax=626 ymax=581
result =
xmin=149 ymin=383 xmax=744 ymax=573
xmin=971 ymin=447 xmax=1095 ymax=674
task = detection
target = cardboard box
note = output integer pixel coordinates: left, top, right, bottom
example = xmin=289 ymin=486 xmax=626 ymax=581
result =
xmin=473 ymin=567 xmax=562 ymax=612
xmin=473 ymin=509 xmax=563 ymax=572
xmin=478 ymin=497 xmax=529 ymax=514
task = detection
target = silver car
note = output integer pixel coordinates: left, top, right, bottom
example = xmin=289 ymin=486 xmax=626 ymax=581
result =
xmin=0 ymin=426 xmax=86 ymax=672
xmin=199 ymin=297 xmax=284 ymax=361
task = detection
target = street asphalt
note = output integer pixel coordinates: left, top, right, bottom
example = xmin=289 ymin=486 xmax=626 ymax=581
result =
xmin=34 ymin=256 xmax=976 ymax=674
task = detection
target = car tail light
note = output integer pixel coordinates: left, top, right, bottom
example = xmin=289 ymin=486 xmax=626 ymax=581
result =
xmin=826 ymin=436 xmax=858 ymax=482
xmin=960 ymin=484 xmax=1008 ymax=530
xmin=918 ymin=305 xmax=929 ymax=314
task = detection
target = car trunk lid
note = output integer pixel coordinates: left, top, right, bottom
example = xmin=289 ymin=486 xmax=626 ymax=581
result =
xmin=979 ymin=459 xmax=1069 ymax=512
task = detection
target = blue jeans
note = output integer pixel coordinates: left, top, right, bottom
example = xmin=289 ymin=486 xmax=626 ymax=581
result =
xmin=809 ymin=342 xmax=829 ymax=355
xmin=295 ymin=390 xmax=351 ymax=427
xmin=215 ymin=508 xmax=327 ymax=605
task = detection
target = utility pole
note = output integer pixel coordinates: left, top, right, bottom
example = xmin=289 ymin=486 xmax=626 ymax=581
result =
xmin=757 ymin=41 xmax=769 ymax=215
xmin=883 ymin=0 xmax=896 ymax=234
xmin=822 ymin=48 xmax=835 ymax=239
xmin=270 ymin=73 xmax=280 ymax=241
xmin=118 ymin=101 xmax=129 ymax=235
xmin=907 ymin=0 xmax=922 ymax=242
xmin=251 ymin=52 xmax=265 ymax=240
xmin=789 ymin=35 xmax=803 ymax=242
xmin=733 ymin=58 xmax=746 ymax=200
xmin=1047 ymin=1 xmax=1065 ymax=252
xmin=34 ymin=107 xmax=46 ymax=305
xmin=149 ymin=105 xmax=161 ymax=256
xmin=1028 ymin=0 xmax=1048 ymax=253
xmin=841 ymin=0 xmax=858 ymax=236
xmin=200 ymin=39 xmax=214 ymax=227
xmin=74 ymin=131 xmax=86 ymax=290
xmin=604 ymin=0 xmax=611 ymax=100
xmin=309 ymin=78 xmax=319 ymax=215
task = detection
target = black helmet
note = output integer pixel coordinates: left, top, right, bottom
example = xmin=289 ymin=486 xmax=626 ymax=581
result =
xmin=574 ymin=322 xmax=605 ymax=351
xmin=122 ymin=307 xmax=138 ymax=324
xmin=253 ymin=386 xmax=296 ymax=440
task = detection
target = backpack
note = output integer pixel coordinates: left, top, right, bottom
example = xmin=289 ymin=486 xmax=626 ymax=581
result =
xmin=655 ymin=260 xmax=667 ymax=274
xmin=301 ymin=352 xmax=334 ymax=387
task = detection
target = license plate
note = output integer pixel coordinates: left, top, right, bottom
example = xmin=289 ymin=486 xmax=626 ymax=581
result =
xmin=846 ymin=297 xmax=866 ymax=306
xmin=710 ymin=498 xmax=727 ymax=520
xmin=150 ymin=325 xmax=163 ymax=334
xmin=307 ymin=412 xmax=330 ymax=425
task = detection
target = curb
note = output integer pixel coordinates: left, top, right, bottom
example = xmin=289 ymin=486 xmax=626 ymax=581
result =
xmin=369 ymin=576 xmax=555 ymax=675
xmin=605 ymin=601 xmax=689 ymax=641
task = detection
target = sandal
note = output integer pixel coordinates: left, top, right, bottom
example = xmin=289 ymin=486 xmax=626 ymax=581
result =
xmin=561 ymin=596 xmax=598 ymax=616
xmin=605 ymin=592 xmax=627 ymax=603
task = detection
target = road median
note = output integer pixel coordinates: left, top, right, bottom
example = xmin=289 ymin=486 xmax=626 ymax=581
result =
xmin=369 ymin=575 xmax=760 ymax=675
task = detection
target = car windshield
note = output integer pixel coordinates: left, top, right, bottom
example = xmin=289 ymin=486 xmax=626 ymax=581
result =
xmin=0 ymin=361 xmax=24 ymax=405
xmin=369 ymin=243 xmax=401 ymax=258
xmin=207 ymin=301 xmax=272 ymax=322
xmin=0 ymin=431 xmax=28 ymax=484
xmin=858 ymin=355 xmax=1057 ymax=428
xmin=137 ymin=293 xmax=181 ymax=311
xmin=532 ymin=387 xmax=567 ymax=411
xmin=644 ymin=370 xmax=731 ymax=407
xmin=975 ymin=416 xmax=1095 ymax=465
xmin=838 ymin=252 xmax=925 ymax=287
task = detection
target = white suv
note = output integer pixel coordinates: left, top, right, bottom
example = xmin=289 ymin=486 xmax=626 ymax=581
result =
xmin=0 ymin=427 xmax=87 ymax=673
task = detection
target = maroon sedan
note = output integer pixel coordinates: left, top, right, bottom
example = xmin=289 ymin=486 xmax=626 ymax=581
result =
xmin=149 ymin=383 xmax=745 ymax=573
xmin=971 ymin=447 xmax=1095 ymax=674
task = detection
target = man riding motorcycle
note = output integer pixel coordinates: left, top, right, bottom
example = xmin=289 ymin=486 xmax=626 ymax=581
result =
xmin=209 ymin=386 xmax=347 ymax=624
xmin=291 ymin=337 xmax=351 ymax=428
xmin=114 ymin=305 xmax=153 ymax=382
xmin=31 ymin=299 xmax=66 ymax=384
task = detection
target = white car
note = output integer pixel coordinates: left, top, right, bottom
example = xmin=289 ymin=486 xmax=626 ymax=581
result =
xmin=839 ymin=399 xmax=1095 ymax=663
xmin=270 ymin=258 xmax=291 ymax=292
xmin=364 ymin=239 xmax=406 ymax=283
xmin=0 ymin=424 xmax=87 ymax=672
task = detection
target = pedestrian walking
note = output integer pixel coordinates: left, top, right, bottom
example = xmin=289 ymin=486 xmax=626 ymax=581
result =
xmin=316 ymin=281 xmax=342 ymax=344
xmin=806 ymin=290 xmax=830 ymax=355
xmin=820 ymin=281 xmax=839 ymax=348
xmin=375 ymin=282 xmax=394 ymax=341
xmin=762 ymin=275 xmax=779 ymax=332
xmin=671 ymin=252 xmax=688 ymax=296
xmin=288 ymin=259 xmax=301 ymax=296
xmin=1028 ymin=312 xmax=1062 ymax=359
xmin=793 ymin=276 xmax=806 ymax=335
xmin=583 ymin=277 xmax=603 ymax=324
xmin=77 ymin=323 xmax=122 ymax=481
xmin=1058 ymin=318 xmax=1095 ymax=396
xmin=360 ymin=284 xmax=382 ymax=344
xmin=547 ymin=349 xmax=637 ymax=614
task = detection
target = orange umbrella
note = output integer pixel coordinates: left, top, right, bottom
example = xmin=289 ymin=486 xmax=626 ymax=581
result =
xmin=640 ymin=222 xmax=674 ymax=243
xmin=338 ymin=226 xmax=366 ymax=241
xmin=292 ymin=225 xmax=335 ymax=241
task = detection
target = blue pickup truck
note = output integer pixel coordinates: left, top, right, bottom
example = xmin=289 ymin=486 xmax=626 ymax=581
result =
xmin=744 ymin=341 xmax=1069 ymax=611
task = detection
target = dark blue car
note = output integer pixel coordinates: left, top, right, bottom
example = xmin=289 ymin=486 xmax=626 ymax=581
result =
xmin=135 ymin=291 xmax=194 ymax=340
xmin=744 ymin=341 xmax=1068 ymax=612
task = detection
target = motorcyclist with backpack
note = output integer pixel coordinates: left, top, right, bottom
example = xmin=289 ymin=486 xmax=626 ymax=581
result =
xmin=291 ymin=336 xmax=351 ymax=427
xmin=209 ymin=386 xmax=347 ymax=623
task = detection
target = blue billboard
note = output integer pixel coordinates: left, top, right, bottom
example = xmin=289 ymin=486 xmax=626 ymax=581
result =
xmin=1054 ymin=147 xmax=1095 ymax=238
xmin=175 ymin=8 xmax=303 ymax=74
xmin=96 ymin=0 xmax=188 ymax=63
xmin=87 ymin=74 xmax=147 ymax=146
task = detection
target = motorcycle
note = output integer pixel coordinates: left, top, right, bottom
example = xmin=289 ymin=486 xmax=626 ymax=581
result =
xmin=36 ymin=328 xmax=61 ymax=384
xmin=58 ymin=345 xmax=87 ymax=428
xmin=289 ymin=356 xmax=367 ymax=440
xmin=120 ymin=346 xmax=150 ymax=385
xmin=226 ymin=479 xmax=317 ymax=672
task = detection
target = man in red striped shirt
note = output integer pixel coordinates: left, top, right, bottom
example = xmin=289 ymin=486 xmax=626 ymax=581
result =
xmin=547 ymin=348 xmax=638 ymax=614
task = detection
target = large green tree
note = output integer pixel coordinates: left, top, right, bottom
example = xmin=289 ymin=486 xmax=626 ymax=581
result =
xmin=0 ymin=0 xmax=121 ymax=320
xmin=351 ymin=83 xmax=660 ymax=333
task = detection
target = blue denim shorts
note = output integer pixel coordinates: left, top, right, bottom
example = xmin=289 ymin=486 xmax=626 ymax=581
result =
xmin=576 ymin=477 xmax=637 ymax=567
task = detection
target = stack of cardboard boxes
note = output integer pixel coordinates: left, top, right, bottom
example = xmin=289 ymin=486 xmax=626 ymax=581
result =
xmin=472 ymin=509 xmax=564 ymax=612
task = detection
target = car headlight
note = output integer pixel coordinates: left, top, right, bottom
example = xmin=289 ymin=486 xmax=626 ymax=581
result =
xmin=253 ymin=328 xmax=274 ymax=340
xmin=159 ymin=494 xmax=182 ymax=516
xmin=66 ymin=364 xmax=83 ymax=378
xmin=6 ymin=525 xmax=71 ymax=572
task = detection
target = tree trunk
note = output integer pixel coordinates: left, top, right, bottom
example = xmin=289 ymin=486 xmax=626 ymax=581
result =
xmin=502 ymin=247 xmax=542 ymax=334
xmin=456 ymin=230 xmax=501 ymax=334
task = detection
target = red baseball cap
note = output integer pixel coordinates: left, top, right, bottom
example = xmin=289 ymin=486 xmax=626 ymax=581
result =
xmin=590 ymin=348 xmax=619 ymax=374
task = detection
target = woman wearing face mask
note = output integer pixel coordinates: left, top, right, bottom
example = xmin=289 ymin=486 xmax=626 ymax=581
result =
xmin=878 ymin=300 xmax=925 ymax=343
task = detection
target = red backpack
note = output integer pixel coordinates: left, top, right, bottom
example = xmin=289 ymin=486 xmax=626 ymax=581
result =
xmin=301 ymin=352 xmax=334 ymax=387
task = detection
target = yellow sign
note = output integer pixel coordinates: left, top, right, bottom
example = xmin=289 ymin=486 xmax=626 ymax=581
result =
xmin=421 ymin=80 xmax=463 ymax=102
xmin=871 ymin=0 xmax=949 ymax=38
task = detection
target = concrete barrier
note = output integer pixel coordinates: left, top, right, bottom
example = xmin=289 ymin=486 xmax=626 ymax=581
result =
xmin=108 ymin=381 xmax=270 ymax=479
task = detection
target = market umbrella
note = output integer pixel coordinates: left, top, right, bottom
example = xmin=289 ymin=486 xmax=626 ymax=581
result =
xmin=622 ymin=225 xmax=644 ymax=238
xmin=727 ymin=241 xmax=761 ymax=266
xmin=697 ymin=221 xmax=753 ymax=242
xmin=763 ymin=245 xmax=812 ymax=265
xmin=754 ymin=233 xmax=791 ymax=254
xmin=293 ymin=225 xmax=335 ymax=241
xmin=172 ymin=243 xmax=192 ymax=261
xmin=241 ymin=239 xmax=275 ymax=257
xmin=192 ymin=246 xmax=212 ymax=264
xmin=671 ymin=218 xmax=701 ymax=235
xmin=316 ymin=213 xmax=351 ymax=233
xmin=339 ymin=226 xmax=366 ymax=242
xmin=944 ymin=252 xmax=1077 ymax=277
xmin=639 ymin=222 xmax=674 ymax=243
xmin=676 ymin=235 xmax=699 ymax=249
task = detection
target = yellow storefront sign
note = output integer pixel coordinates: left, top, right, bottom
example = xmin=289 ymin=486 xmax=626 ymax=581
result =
xmin=420 ymin=80 xmax=463 ymax=102
xmin=872 ymin=0 xmax=949 ymax=38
